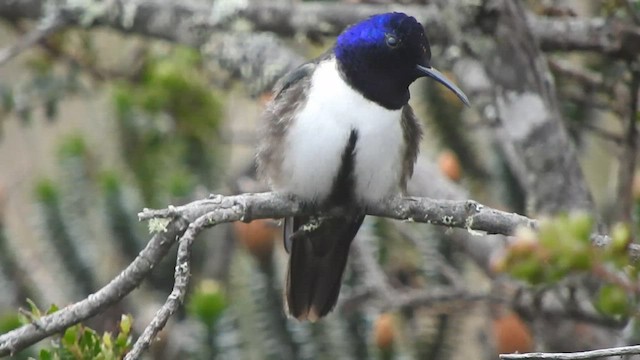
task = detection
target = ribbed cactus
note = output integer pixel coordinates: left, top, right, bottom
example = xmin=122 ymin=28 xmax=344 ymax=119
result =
xmin=253 ymin=263 xmax=301 ymax=360
xmin=0 ymin=213 xmax=33 ymax=307
xmin=229 ymin=252 xmax=282 ymax=359
xmin=56 ymin=135 xmax=104 ymax=291
xmin=374 ymin=220 xmax=459 ymax=360
xmin=100 ymin=171 xmax=145 ymax=262
xmin=34 ymin=179 xmax=96 ymax=297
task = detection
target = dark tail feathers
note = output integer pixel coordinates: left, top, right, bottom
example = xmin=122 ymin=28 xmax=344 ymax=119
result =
xmin=285 ymin=215 xmax=365 ymax=321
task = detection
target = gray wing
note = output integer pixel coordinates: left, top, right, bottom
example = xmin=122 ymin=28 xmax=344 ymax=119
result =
xmin=400 ymin=105 xmax=423 ymax=192
xmin=256 ymin=61 xmax=317 ymax=188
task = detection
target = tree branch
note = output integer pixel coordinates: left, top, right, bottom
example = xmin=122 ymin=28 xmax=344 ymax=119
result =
xmin=547 ymin=58 xmax=608 ymax=93
xmin=0 ymin=11 xmax=65 ymax=66
xmin=124 ymin=212 xmax=209 ymax=360
xmin=614 ymin=66 xmax=640 ymax=223
xmin=139 ymin=192 xmax=536 ymax=235
xmin=0 ymin=0 xmax=638 ymax=59
xmin=530 ymin=14 xmax=640 ymax=59
xmin=500 ymin=344 xmax=640 ymax=359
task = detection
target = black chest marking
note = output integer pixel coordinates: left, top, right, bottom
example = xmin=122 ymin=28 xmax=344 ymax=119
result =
xmin=327 ymin=129 xmax=359 ymax=206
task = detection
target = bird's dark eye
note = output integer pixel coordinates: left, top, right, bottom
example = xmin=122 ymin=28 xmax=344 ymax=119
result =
xmin=386 ymin=34 xmax=399 ymax=48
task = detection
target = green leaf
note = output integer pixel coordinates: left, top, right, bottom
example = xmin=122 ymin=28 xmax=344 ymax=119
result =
xmin=115 ymin=332 xmax=129 ymax=349
xmin=569 ymin=250 xmax=593 ymax=271
xmin=80 ymin=328 xmax=100 ymax=355
xmin=26 ymin=298 xmax=42 ymax=319
xmin=102 ymin=332 xmax=112 ymax=349
xmin=119 ymin=314 xmax=132 ymax=335
xmin=39 ymin=348 xmax=52 ymax=360
xmin=611 ymin=223 xmax=631 ymax=253
xmin=569 ymin=212 xmax=593 ymax=244
xmin=509 ymin=256 xmax=545 ymax=284
xmin=596 ymin=284 xmax=630 ymax=317
xmin=62 ymin=326 xmax=78 ymax=348
xmin=46 ymin=304 xmax=60 ymax=315
xmin=37 ymin=313 xmax=135 ymax=358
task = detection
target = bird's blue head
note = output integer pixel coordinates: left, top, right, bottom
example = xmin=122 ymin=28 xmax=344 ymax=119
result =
xmin=335 ymin=13 xmax=468 ymax=109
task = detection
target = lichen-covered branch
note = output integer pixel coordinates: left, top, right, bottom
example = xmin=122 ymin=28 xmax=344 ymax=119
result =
xmin=124 ymin=212 xmax=210 ymax=360
xmin=139 ymin=192 xmax=536 ymax=235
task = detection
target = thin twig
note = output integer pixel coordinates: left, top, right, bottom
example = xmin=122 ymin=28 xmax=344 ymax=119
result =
xmin=615 ymin=65 xmax=640 ymax=223
xmin=566 ymin=121 xmax=625 ymax=144
xmin=548 ymin=58 xmax=607 ymax=92
xmin=0 ymin=13 xmax=66 ymax=66
xmin=513 ymin=293 xmax=628 ymax=329
xmin=500 ymin=344 xmax=640 ymax=359
xmin=124 ymin=212 xmax=215 ymax=360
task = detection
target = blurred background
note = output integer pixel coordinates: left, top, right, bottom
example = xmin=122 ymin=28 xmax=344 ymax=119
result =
xmin=0 ymin=0 xmax=639 ymax=359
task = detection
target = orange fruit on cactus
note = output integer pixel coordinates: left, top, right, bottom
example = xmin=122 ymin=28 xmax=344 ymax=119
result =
xmin=438 ymin=150 xmax=462 ymax=182
xmin=493 ymin=310 xmax=534 ymax=354
xmin=374 ymin=313 xmax=395 ymax=350
xmin=233 ymin=219 xmax=278 ymax=263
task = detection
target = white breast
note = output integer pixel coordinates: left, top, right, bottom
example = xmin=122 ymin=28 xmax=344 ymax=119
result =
xmin=279 ymin=58 xmax=405 ymax=205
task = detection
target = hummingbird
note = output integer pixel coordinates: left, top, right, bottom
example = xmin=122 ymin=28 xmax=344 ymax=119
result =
xmin=257 ymin=12 xmax=469 ymax=321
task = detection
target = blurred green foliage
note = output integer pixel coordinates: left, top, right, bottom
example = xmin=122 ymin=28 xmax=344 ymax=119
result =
xmin=596 ymin=284 xmax=631 ymax=317
xmin=112 ymin=47 xmax=223 ymax=206
xmin=187 ymin=279 xmax=227 ymax=330
xmin=58 ymin=134 xmax=88 ymax=159
xmin=497 ymin=213 xmax=637 ymax=318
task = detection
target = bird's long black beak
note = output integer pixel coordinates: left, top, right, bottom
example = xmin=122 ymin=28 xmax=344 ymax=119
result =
xmin=416 ymin=65 xmax=470 ymax=107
